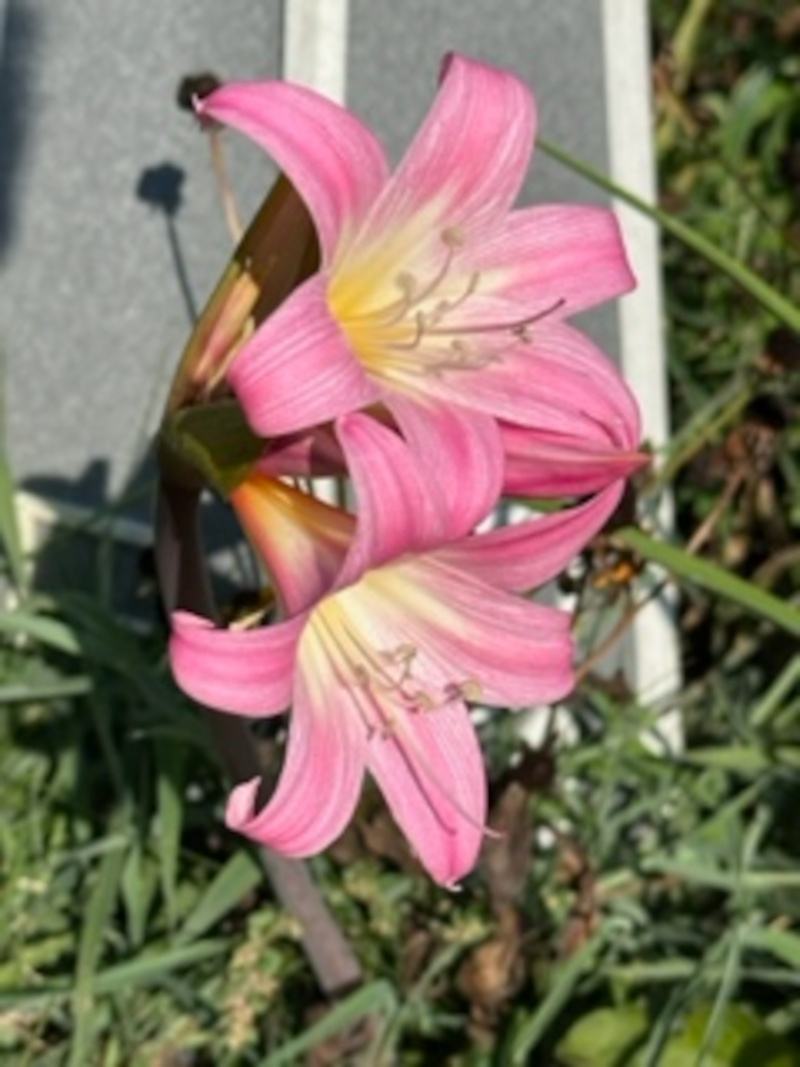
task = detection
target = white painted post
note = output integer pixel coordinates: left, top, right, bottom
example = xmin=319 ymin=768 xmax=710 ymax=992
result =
xmin=282 ymin=0 xmax=350 ymax=101
xmin=281 ymin=0 xmax=350 ymax=510
xmin=602 ymin=0 xmax=683 ymax=741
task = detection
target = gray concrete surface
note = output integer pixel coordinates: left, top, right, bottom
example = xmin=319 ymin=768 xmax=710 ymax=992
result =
xmin=0 ymin=0 xmax=281 ymax=513
xmin=2 ymin=0 xmax=620 ymax=515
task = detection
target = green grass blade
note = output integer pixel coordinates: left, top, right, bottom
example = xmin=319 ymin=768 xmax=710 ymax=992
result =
xmin=508 ymin=931 xmax=606 ymax=1065
xmin=642 ymin=859 xmax=800 ymax=893
xmin=683 ymin=745 xmax=800 ymax=772
xmin=0 ymin=941 xmax=231 ymax=1010
xmin=609 ymin=962 xmax=800 ymax=989
xmin=121 ymin=842 xmax=156 ymax=949
xmin=155 ymin=740 xmax=186 ymax=930
xmin=260 ymin=980 xmax=398 ymax=1067
xmin=91 ymin=939 xmax=230 ymax=993
xmin=745 ymin=928 xmax=800 ymax=971
xmin=538 ymin=137 xmax=800 ymax=333
xmin=0 ymin=456 xmax=25 ymax=594
xmin=0 ymin=348 xmax=26 ymax=595
xmin=0 ymin=676 xmax=93 ymax=703
xmin=749 ymin=656 xmax=800 ymax=728
xmin=176 ymin=849 xmax=263 ymax=945
xmin=0 ymin=609 xmax=82 ymax=654
xmin=69 ymin=840 xmax=128 ymax=1066
xmin=615 ymin=527 xmax=800 ymax=636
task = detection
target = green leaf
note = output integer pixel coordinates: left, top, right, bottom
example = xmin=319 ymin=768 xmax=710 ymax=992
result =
xmin=0 ymin=609 xmax=82 ymax=655
xmin=507 ymin=931 xmax=606 ymax=1065
xmin=90 ymin=939 xmax=230 ymax=993
xmin=683 ymin=745 xmax=800 ymax=772
xmin=642 ymin=857 xmax=800 ymax=893
xmin=720 ymin=68 xmax=792 ymax=166
xmin=120 ymin=842 xmax=159 ymax=949
xmin=176 ymin=849 xmax=263 ymax=945
xmin=0 ymin=676 xmax=93 ymax=703
xmin=260 ymin=980 xmax=398 ymax=1067
xmin=0 ymin=350 xmax=26 ymax=594
xmin=642 ymin=1004 xmax=800 ymax=1067
xmin=69 ymin=840 xmax=128 ymax=1066
xmin=155 ymin=740 xmax=186 ymax=930
xmin=160 ymin=398 xmax=264 ymax=496
xmin=0 ymin=456 xmax=25 ymax=594
xmin=556 ymin=1005 xmax=648 ymax=1066
xmin=613 ymin=527 xmax=800 ymax=636
xmin=0 ymin=941 xmax=231 ymax=1010
xmin=750 ymin=656 xmax=800 ymax=729
xmin=745 ymin=927 xmax=800 ymax=971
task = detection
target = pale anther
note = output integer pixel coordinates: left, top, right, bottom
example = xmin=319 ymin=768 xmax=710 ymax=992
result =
xmin=441 ymin=225 xmax=466 ymax=248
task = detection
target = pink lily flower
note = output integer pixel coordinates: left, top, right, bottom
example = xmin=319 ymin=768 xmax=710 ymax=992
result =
xmin=170 ymin=408 xmax=619 ymax=886
xmin=196 ymin=54 xmax=637 ymax=451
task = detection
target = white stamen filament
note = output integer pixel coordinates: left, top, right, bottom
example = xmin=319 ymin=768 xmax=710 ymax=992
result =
xmin=308 ymin=595 xmax=494 ymax=839
xmin=335 ymin=227 xmax=565 ymax=379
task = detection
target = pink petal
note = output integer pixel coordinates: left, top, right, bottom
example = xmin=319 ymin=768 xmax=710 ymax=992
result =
xmin=197 ymin=81 xmax=389 ymax=262
xmin=386 ymin=395 xmax=503 ymax=540
xmin=366 ymin=698 xmax=486 ymax=887
xmin=169 ymin=610 xmax=305 ymax=716
xmin=256 ymin=426 xmax=345 ymax=479
xmin=501 ymin=424 xmax=650 ymax=497
xmin=228 ymin=275 xmax=379 ymax=437
xmin=359 ymin=559 xmax=575 ymax=708
xmin=334 ymin=413 xmax=445 ymax=586
xmin=501 ymin=321 xmax=641 ymax=446
xmin=226 ymin=653 xmax=367 ymax=855
xmin=436 ymin=483 xmax=624 ymax=593
xmin=361 ymin=54 xmax=536 ymax=243
xmin=474 ymin=203 xmax=636 ymax=316
xmin=414 ymin=320 xmax=641 ymax=444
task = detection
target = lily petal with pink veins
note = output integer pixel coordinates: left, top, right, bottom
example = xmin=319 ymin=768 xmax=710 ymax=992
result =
xmin=197 ymin=79 xmax=389 ymax=261
xmin=385 ymin=395 xmax=504 ymax=541
xmin=468 ymin=204 xmax=636 ymax=319
xmin=347 ymin=557 xmax=575 ymax=708
xmin=226 ymin=660 xmax=368 ymax=856
xmin=226 ymin=275 xmax=378 ymax=437
xmin=415 ymin=320 xmax=642 ymax=445
xmin=331 ymin=407 xmax=503 ymax=588
xmin=170 ymin=611 xmax=305 ymax=716
xmin=169 ymin=414 xmax=580 ymax=885
xmin=350 ymin=51 xmax=535 ymax=249
xmin=435 ymin=482 xmax=626 ymax=594
xmin=200 ymin=54 xmax=638 ymax=447
xmin=366 ymin=697 xmax=487 ymax=888
xmin=500 ymin=424 xmax=650 ymax=498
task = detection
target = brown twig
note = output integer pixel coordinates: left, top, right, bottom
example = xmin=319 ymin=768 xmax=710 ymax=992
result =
xmin=684 ymin=469 xmax=746 ymax=555
xmin=575 ymin=581 xmax=666 ymax=686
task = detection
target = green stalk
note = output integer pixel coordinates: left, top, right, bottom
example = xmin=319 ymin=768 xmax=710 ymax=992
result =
xmin=615 ymin=527 xmax=800 ymax=636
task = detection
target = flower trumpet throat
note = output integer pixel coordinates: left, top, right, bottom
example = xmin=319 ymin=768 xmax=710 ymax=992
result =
xmin=331 ymin=223 xmax=569 ymax=380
